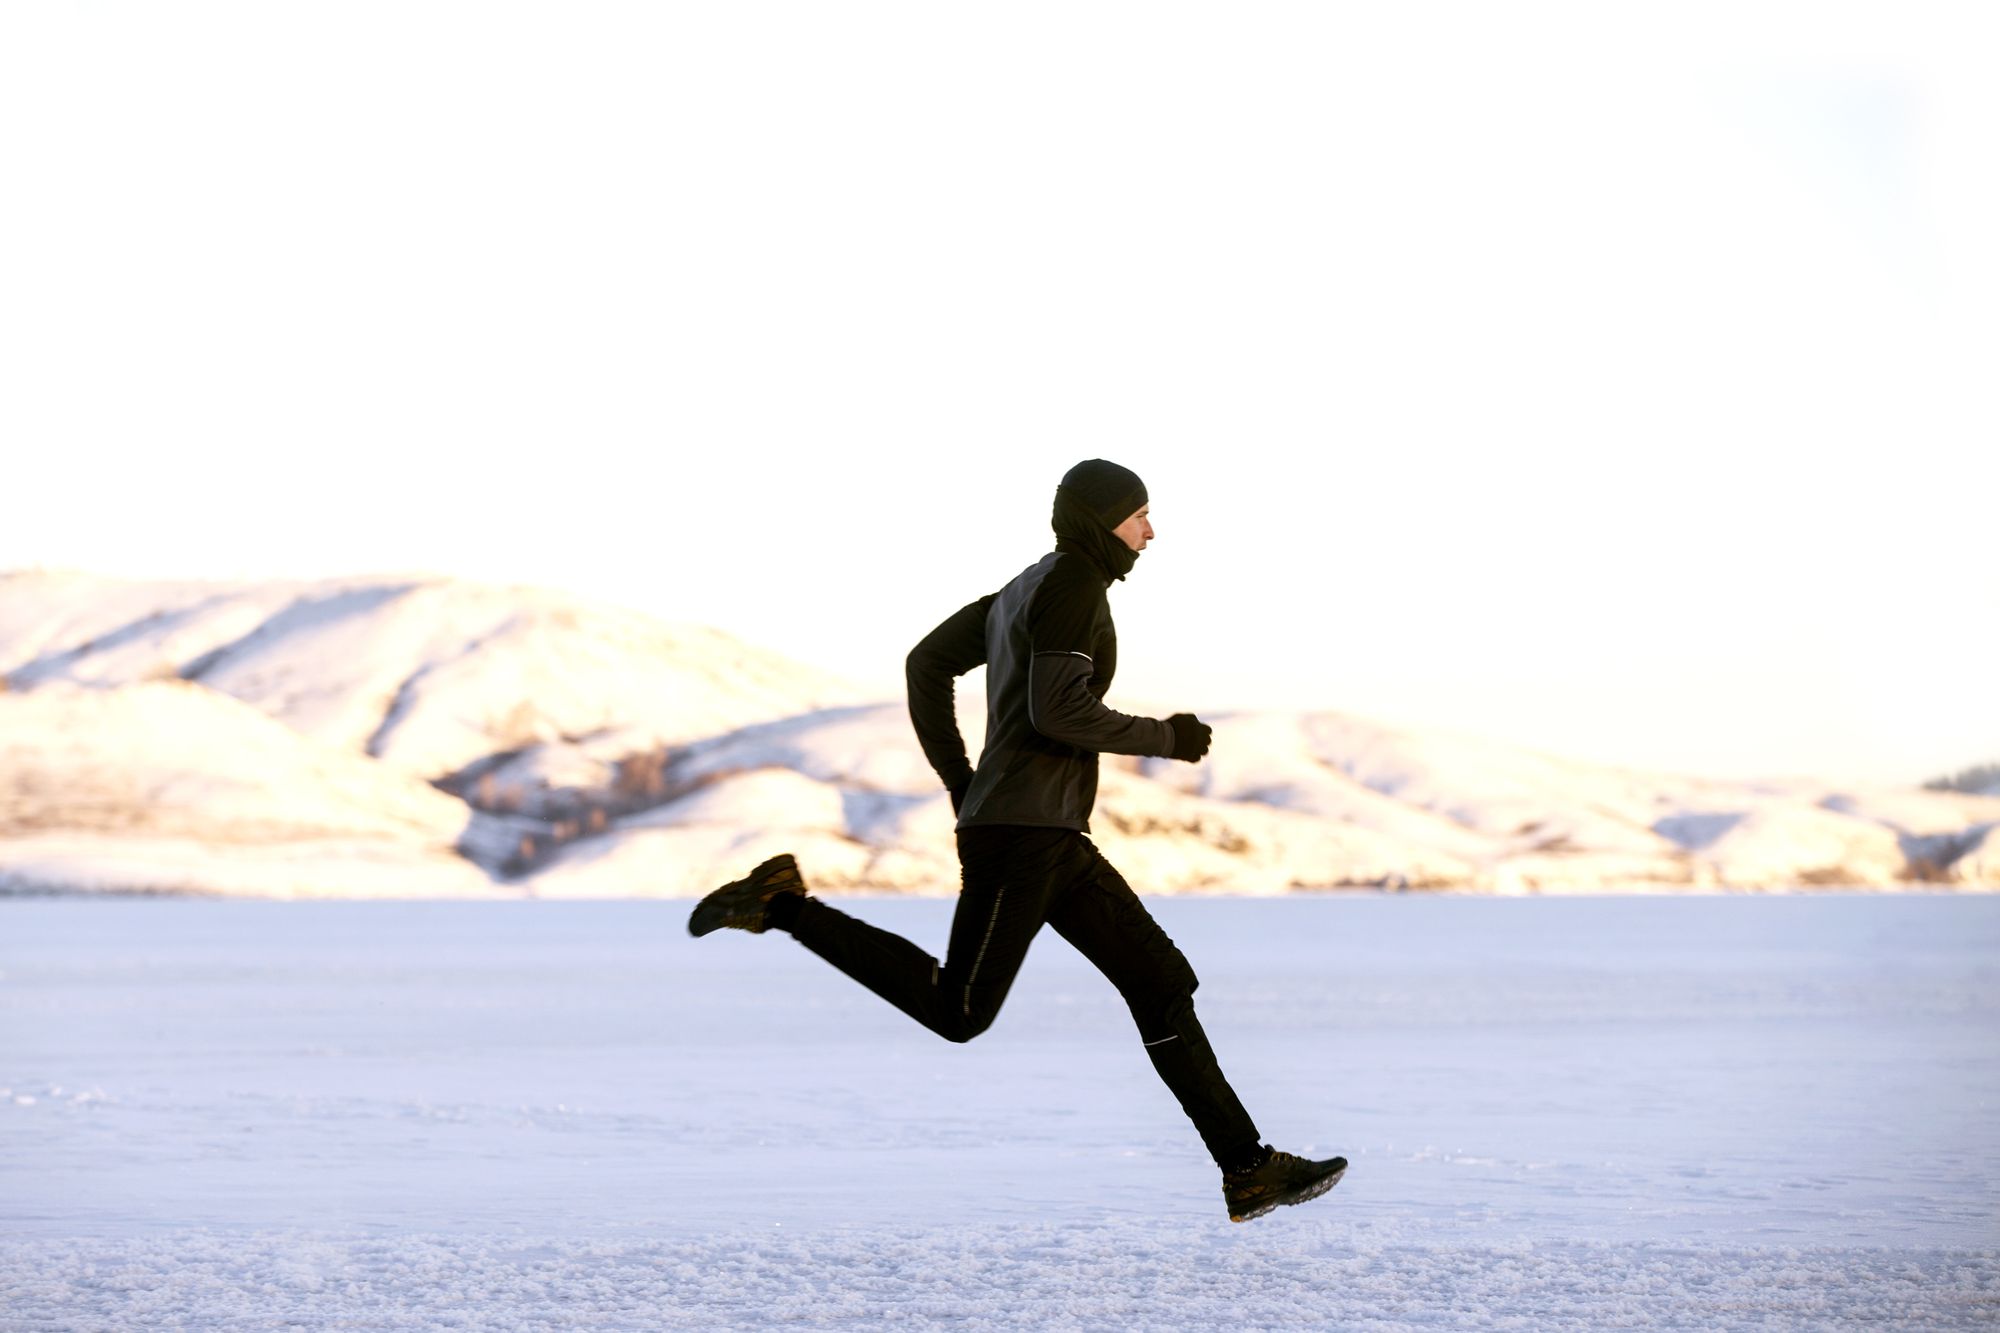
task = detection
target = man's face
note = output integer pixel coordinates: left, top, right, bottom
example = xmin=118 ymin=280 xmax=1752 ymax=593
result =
xmin=1112 ymin=504 xmax=1154 ymax=552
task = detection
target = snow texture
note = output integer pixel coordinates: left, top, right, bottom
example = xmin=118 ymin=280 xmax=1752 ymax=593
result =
xmin=3 ymin=571 xmax=1997 ymax=897
xmin=3 ymin=894 xmax=1996 ymax=1329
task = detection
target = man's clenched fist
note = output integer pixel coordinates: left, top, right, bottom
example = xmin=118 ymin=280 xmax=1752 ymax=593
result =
xmin=1167 ymin=713 xmax=1212 ymax=764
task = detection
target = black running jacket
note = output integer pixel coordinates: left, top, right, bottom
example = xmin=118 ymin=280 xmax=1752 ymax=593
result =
xmin=906 ymin=550 xmax=1177 ymax=832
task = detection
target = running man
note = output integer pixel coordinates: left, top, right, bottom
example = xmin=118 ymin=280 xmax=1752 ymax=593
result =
xmin=689 ymin=459 xmax=1346 ymax=1222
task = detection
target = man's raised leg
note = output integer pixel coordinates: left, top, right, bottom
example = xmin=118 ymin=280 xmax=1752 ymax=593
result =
xmin=695 ymin=829 xmax=1067 ymax=1043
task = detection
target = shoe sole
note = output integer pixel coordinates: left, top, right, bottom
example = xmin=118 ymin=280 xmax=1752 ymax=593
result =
xmin=1228 ymin=1163 xmax=1346 ymax=1223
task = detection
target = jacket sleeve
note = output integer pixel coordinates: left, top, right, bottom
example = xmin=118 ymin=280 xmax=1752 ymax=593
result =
xmin=905 ymin=594 xmax=995 ymax=793
xmin=1030 ymin=655 xmax=1175 ymax=757
xmin=1026 ymin=568 xmax=1176 ymax=758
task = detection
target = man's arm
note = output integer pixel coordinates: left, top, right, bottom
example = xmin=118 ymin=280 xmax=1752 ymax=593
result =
xmin=1026 ymin=568 xmax=1176 ymax=758
xmin=906 ymin=594 xmax=995 ymax=802
xmin=1030 ymin=655 xmax=1176 ymax=757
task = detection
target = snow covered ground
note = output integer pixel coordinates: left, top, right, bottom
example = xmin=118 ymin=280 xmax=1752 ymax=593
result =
xmin=4 ymin=893 xmax=1996 ymax=1329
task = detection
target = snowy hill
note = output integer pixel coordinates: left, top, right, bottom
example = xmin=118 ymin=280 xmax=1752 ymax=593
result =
xmin=0 ymin=570 xmax=866 ymax=780
xmin=3 ymin=572 xmax=1996 ymax=897
xmin=0 ymin=680 xmax=499 ymax=898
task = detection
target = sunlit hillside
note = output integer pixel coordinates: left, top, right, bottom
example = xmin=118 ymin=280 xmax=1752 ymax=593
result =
xmin=4 ymin=571 xmax=1995 ymax=897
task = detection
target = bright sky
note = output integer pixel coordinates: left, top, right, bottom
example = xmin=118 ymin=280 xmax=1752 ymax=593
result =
xmin=4 ymin=2 xmax=1995 ymax=786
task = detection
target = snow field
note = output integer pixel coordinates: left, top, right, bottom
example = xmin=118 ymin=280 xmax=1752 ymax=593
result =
xmin=3 ymin=1230 xmax=1992 ymax=1331
xmin=3 ymin=894 xmax=1996 ymax=1329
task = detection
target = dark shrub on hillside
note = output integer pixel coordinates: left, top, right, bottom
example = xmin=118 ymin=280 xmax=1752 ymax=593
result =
xmin=1924 ymin=762 xmax=2000 ymax=795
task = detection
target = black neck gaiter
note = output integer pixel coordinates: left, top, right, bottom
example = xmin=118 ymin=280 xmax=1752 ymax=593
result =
xmin=1051 ymin=485 xmax=1138 ymax=584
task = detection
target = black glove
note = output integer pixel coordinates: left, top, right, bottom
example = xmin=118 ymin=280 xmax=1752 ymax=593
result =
xmin=1166 ymin=713 xmax=1212 ymax=764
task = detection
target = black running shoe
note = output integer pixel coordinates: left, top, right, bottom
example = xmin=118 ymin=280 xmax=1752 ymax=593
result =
xmin=1223 ymin=1146 xmax=1347 ymax=1222
xmin=687 ymin=854 xmax=807 ymax=937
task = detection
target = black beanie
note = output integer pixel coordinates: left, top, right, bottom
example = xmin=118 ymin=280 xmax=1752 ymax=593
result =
xmin=1057 ymin=459 xmax=1147 ymax=529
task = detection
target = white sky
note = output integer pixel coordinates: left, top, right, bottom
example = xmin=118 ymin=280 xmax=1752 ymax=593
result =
xmin=3 ymin=2 xmax=1995 ymax=786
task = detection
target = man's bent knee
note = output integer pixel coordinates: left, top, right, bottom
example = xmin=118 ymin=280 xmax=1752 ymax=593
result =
xmin=937 ymin=991 xmax=1004 ymax=1043
xmin=937 ymin=1012 xmax=994 ymax=1043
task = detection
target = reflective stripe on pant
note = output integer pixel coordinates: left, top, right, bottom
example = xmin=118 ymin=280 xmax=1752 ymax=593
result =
xmin=787 ymin=825 xmax=1261 ymax=1166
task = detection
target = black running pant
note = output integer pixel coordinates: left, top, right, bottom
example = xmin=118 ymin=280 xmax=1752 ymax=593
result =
xmin=787 ymin=825 xmax=1261 ymax=1166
